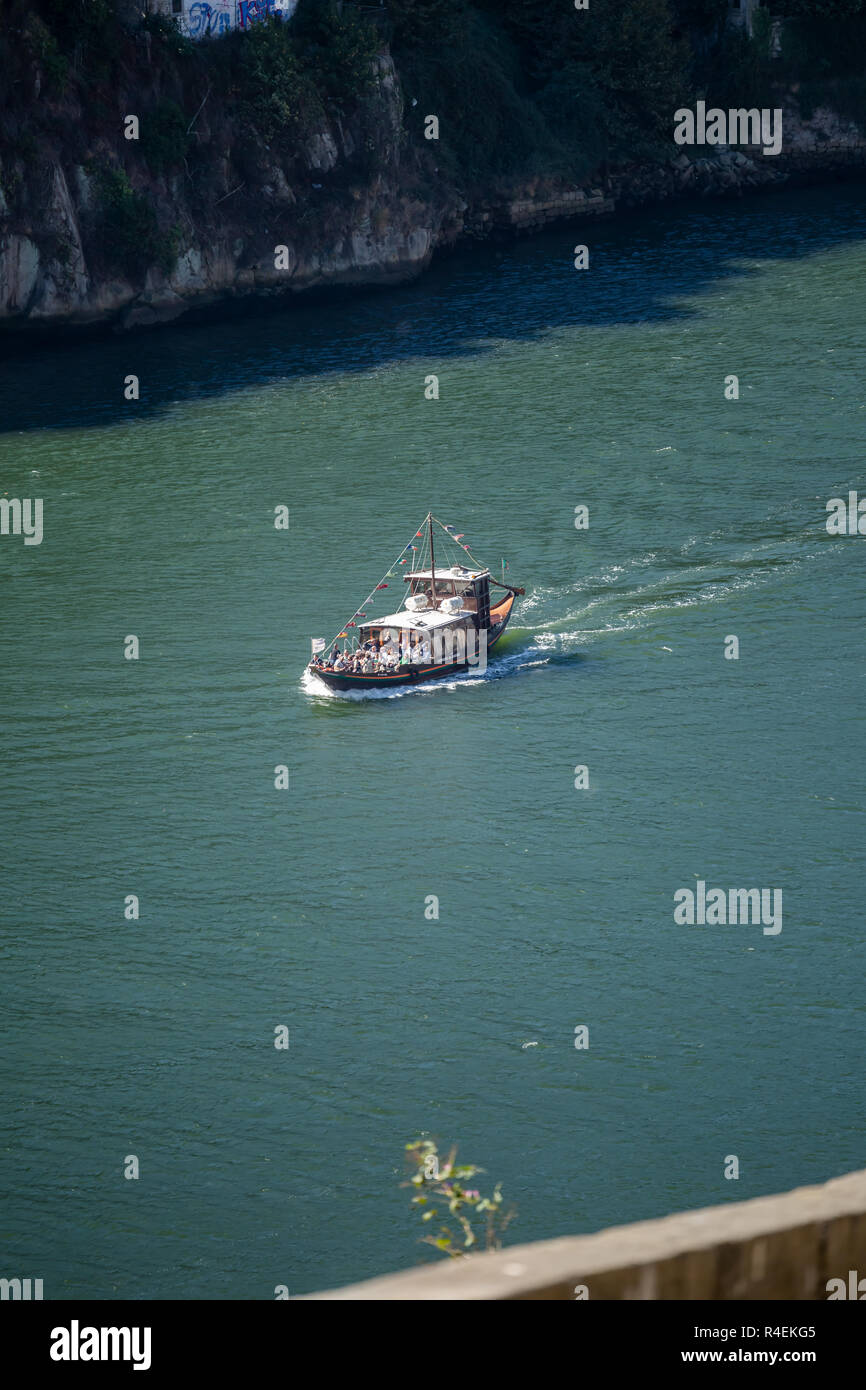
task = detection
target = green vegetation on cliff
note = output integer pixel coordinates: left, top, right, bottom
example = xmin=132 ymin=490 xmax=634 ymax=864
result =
xmin=384 ymin=0 xmax=866 ymax=179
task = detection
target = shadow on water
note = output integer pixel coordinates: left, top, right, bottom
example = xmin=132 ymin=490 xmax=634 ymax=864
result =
xmin=1 ymin=181 xmax=864 ymax=435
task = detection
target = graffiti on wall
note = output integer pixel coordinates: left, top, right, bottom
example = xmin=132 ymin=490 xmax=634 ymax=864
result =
xmin=237 ymin=0 xmax=276 ymax=29
xmin=180 ymin=0 xmax=295 ymax=41
xmin=187 ymin=2 xmax=234 ymax=36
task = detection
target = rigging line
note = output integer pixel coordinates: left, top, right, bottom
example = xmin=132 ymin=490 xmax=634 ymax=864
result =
xmin=432 ymin=513 xmax=487 ymax=572
xmin=323 ymin=512 xmax=429 ymax=652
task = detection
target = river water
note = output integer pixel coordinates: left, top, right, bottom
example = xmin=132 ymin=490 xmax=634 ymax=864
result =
xmin=1 ymin=181 xmax=864 ymax=1298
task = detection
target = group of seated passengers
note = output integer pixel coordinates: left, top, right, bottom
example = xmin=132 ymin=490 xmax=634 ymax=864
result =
xmin=316 ymin=635 xmax=432 ymax=675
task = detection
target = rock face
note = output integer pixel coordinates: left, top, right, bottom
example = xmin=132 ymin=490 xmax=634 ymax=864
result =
xmin=1 ymin=66 xmax=864 ymax=338
xmin=0 ymin=235 xmax=41 ymax=314
xmin=0 ymin=45 xmax=451 ymax=334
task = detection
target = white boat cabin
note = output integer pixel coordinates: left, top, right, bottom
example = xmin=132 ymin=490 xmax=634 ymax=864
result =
xmin=354 ymin=568 xmax=493 ymax=653
xmin=401 ymin=566 xmax=492 ymax=625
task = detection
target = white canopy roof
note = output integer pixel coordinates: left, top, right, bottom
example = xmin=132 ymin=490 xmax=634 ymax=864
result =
xmin=359 ymin=608 xmax=470 ymax=632
xmin=404 ymin=567 xmax=488 ymax=582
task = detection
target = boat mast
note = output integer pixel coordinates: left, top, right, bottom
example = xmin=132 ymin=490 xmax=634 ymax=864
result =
xmin=428 ymin=512 xmax=436 ymax=606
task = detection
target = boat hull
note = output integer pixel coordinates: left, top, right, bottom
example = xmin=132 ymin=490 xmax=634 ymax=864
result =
xmin=309 ymin=598 xmax=514 ymax=693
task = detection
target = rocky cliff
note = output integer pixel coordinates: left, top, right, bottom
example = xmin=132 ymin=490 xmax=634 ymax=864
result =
xmin=1 ymin=9 xmax=864 ymax=338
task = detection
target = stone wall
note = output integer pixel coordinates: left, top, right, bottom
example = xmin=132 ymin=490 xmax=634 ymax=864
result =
xmin=303 ymin=1167 xmax=866 ymax=1300
xmin=147 ymin=0 xmax=297 ymax=39
xmin=471 ymin=104 xmax=866 ymax=240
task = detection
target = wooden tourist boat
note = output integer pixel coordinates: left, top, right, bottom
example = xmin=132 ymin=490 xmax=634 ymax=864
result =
xmin=308 ymin=513 xmax=524 ymax=693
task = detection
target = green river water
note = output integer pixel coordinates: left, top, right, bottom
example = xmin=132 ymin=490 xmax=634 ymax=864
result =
xmin=1 ymin=180 xmax=864 ymax=1297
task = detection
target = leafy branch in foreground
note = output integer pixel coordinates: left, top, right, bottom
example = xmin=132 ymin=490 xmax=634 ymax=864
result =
xmin=403 ymin=1139 xmax=515 ymax=1258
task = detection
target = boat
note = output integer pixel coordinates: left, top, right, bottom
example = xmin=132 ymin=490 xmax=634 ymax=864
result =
xmin=308 ymin=513 xmax=524 ymax=693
